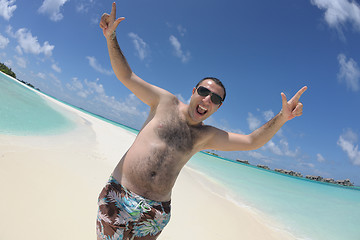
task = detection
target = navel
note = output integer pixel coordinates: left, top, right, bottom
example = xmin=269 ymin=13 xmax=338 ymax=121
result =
xmin=150 ymin=171 xmax=157 ymax=178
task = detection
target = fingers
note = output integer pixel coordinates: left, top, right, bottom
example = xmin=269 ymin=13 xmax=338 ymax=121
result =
xmin=280 ymin=86 xmax=307 ymax=121
xmin=99 ymin=13 xmax=110 ymax=29
xmin=292 ymin=86 xmax=308 ymax=102
xmin=99 ymin=2 xmax=125 ymax=37
xmin=292 ymin=102 xmax=303 ymax=117
xmin=110 ymin=2 xmax=117 ymax=23
xmin=112 ymin=17 xmax=125 ymax=30
xmin=281 ymin=92 xmax=287 ymax=109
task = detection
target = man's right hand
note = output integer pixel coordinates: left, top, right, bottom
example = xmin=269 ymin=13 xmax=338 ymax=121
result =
xmin=99 ymin=2 xmax=125 ymax=39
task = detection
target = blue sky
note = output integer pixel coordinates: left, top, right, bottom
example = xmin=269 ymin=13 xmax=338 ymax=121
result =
xmin=1 ymin=0 xmax=360 ymax=185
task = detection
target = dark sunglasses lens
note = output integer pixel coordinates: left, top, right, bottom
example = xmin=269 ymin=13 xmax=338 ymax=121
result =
xmin=197 ymin=86 xmax=222 ymax=104
xmin=197 ymin=86 xmax=210 ymax=96
xmin=211 ymin=95 xmax=222 ymax=105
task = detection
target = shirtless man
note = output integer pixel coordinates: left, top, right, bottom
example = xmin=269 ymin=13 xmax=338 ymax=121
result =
xmin=97 ymin=2 xmax=307 ymax=240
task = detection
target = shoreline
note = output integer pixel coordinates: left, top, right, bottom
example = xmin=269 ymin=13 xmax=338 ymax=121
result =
xmin=160 ymin=165 xmax=297 ymax=240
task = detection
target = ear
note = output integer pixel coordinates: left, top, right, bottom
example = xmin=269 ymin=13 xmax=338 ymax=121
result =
xmin=192 ymin=87 xmax=196 ymax=95
xmin=218 ymin=102 xmax=223 ymax=108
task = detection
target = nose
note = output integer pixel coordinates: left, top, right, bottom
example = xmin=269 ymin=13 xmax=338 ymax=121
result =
xmin=202 ymin=95 xmax=212 ymax=104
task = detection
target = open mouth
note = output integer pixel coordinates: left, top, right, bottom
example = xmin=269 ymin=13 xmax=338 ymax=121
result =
xmin=197 ymin=105 xmax=208 ymax=116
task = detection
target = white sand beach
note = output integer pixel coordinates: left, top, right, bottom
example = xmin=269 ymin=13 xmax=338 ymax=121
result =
xmin=0 ymin=85 xmax=296 ymax=240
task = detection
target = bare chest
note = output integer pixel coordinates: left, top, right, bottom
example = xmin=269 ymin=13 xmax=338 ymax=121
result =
xmin=156 ymin=115 xmax=198 ymax=153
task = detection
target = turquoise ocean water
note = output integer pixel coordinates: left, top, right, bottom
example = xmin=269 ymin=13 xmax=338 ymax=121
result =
xmin=0 ymin=72 xmax=75 ymax=135
xmin=187 ymin=153 xmax=360 ymax=240
xmin=1 ymin=72 xmax=360 ymax=240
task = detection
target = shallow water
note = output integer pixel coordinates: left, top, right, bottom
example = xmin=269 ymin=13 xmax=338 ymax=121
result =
xmin=2 ymin=71 xmax=359 ymax=240
xmin=187 ymin=152 xmax=360 ymax=240
xmin=0 ymin=72 xmax=76 ymax=135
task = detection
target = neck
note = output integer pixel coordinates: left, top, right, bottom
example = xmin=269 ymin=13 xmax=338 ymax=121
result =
xmin=181 ymin=104 xmax=203 ymax=126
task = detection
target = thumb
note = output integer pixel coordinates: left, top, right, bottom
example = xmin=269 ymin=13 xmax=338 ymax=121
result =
xmin=281 ymin=92 xmax=287 ymax=109
xmin=111 ymin=17 xmax=125 ymax=32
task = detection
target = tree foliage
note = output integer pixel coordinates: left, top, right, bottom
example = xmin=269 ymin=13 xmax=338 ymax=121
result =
xmin=0 ymin=62 xmax=16 ymax=78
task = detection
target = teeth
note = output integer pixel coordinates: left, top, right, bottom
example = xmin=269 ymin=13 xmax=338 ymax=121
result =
xmin=198 ymin=105 xmax=207 ymax=111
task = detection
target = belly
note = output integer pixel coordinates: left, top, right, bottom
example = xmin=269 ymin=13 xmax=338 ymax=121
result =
xmin=118 ymin=142 xmax=190 ymax=201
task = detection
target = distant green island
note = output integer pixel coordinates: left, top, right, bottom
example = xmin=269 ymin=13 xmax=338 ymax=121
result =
xmin=0 ymin=62 xmax=40 ymax=91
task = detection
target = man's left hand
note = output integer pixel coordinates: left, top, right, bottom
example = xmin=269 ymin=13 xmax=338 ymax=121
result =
xmin=281 ymin=86 xmax=307 ymax=121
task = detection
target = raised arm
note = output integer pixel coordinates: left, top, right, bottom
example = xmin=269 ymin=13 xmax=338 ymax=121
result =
xmin=205 ymin=86 xmax=308 ymax=151
xmin=100 ymin=2 xmax=170 ymax=107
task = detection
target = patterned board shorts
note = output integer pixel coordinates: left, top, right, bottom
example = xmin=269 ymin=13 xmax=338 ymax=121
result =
xmin=97 ymin=176 xmax=171 ymax=240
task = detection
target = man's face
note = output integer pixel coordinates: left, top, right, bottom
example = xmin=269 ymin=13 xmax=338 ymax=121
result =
xmin=188 ymin=79 xmax=225 ymax=125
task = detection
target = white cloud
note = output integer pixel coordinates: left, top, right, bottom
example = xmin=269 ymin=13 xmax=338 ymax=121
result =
xmin=265 ymin=140 xmax=283 ymax=156
xmin=11 ymin=28 xmax=54 ymax=57
xmin=48 ymin=73 xmax=62 ymax=88
xmin=15 ymin=45 xmax=22 ymax=55
xmin=317 ymin=153 xmax=326 ymax=162
xmin=128 ymin=32 xmax=148 ymax=61
xmin=247 ymin=111 xmax=300 ymax=158
xmin=76 ymin=0 xmax=94 ymax=13
xmin=0 ymin=33 xmax=9 ymax=49
xmin=177 ymin=25 xmax=187 ymax=37
xmin=38 ymin=0 xmax=69 ymax=22
xmin=52 ymin=63 xmax=61 ymax=73
xmin=311 ymin=0 xmax=360 ymax=38
xmin=84 ymin=78 xmax=105 ymax=95
xmin=248 ymin=151 xmax=268 ymax=160
xmin=263 ymin=109 xmax=275 ymax=121
xmin=247 ymin=112 xmax=261 ymax=131
xmin=86 ymin=56 xmax=113 ymax=75
xmin=14 ymin=55 xmax=26 ymax=68
xmin=5 ymin=25 xmax=15 ymax=37
xmin=262 ymin=138 xmax=299 ymax=157
xmin=76 ymin=4 xmax=87 ymax=13
xmin=169 ymin=35 xmax=190 ymax=63
xmin=299 ymin=162 xmax=315 ymax=168
xmin=37 ymin=72 xmax=46 ymax=79
xmin=0 ymin=0 xmax=17 ymax=21
xmin=337 ymin=129 xmax=360 ymax=165
xmin=66 ymin=77 xmax=147 ymax=127
xmin=337 ymin=53 xmax=360 ymax=91
xmin=280 ymin=139 xmax=299 ymax=157
xmin=4 ymin=59 xmax=12 ymax=67
xmin=91 ymin=15 xmax=99 ymax=25
xmin=66 ymin=77 xmax=87 ymax=98
xmin=69 ymin=77 xmax=84 ymax=90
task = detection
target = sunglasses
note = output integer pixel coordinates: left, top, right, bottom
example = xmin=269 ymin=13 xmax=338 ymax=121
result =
xmin=196 ymin=86 xmax=223 ymax=105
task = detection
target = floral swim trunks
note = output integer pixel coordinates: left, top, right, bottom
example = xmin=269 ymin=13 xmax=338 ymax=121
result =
xmin=96 ymin=176 xmax=171 ymax=240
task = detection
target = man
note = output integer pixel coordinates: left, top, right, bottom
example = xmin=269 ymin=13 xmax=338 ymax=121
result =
xmin=97 ymin=2 xmax=307 ymax=240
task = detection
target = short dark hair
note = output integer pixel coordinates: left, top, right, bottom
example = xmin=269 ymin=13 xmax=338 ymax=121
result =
xmin=195 ymin=77 xmax=226 ymax=102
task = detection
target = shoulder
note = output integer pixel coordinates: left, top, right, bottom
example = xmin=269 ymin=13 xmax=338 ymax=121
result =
xmin=157 ymin=89 xmax=179 ymax=106
xmin=148 ymin=89 xmax=179 ymax=114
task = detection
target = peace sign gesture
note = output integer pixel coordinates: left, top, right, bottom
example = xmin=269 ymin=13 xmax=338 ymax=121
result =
xmin=281 ymin=86 xmax=307 ymax=121
xmin=100 ymin=2 xmax=125 ymax=39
